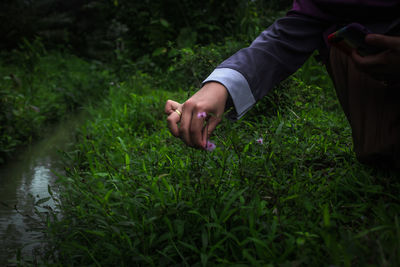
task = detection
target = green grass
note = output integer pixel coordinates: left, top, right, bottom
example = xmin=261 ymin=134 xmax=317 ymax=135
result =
xmin=0 ymin=39 xmax=113 ymax=162
xmin=28 ymin=55 xmax=400 ymax=266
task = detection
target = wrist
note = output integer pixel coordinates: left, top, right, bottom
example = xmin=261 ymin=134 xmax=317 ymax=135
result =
xmin=202 ymin=81 xmax=229 ymax=103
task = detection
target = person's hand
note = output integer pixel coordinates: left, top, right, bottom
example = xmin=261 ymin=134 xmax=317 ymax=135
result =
xmin=351 ymin=34 xmax=400 ymax=83
xmin=165 ymin=82 xmax=228 ymax=149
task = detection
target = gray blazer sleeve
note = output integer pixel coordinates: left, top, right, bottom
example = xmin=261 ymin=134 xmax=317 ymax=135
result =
xmin=203 ymin=14 xmax=328 ymax=119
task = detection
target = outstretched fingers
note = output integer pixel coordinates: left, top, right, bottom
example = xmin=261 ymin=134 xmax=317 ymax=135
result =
xmin=352 ymin=34 xmax=400 ymax=67
xmin=365 ymin=34 xmax=400 ymax=50
xmin=351 ymin=34 xmax=400 ymax=81
xmin=351 ymin=48 xmax=390 ymax=67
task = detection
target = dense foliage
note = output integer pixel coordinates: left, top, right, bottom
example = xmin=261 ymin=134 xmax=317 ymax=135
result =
xmin=1 ymin=0 xmax=399 ymax=266
xmin=29 ymin=56 xmax=399 ymax=266
xmin=0 ymin=39 xmax=112 ymax=163
xmin=0 ymin=0 xmax=290 ymax=58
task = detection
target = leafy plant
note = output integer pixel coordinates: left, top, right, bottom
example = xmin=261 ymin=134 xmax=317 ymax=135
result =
xmin=30 ymin=54 xmax=400 ymax=266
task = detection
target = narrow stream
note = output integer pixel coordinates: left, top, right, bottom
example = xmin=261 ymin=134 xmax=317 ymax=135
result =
xmin=0 ymin=113 xmax=85 ymax=265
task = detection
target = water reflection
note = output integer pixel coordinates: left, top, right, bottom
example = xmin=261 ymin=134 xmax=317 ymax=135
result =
xmin=0 ymin=149 xmax=61 ymax=264
xmin=0 ymin=114 xmax=83 ymax=265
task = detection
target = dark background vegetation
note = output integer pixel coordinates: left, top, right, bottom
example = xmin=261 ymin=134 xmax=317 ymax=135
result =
xmin=0 ymin=0 xmax=291 ymax=57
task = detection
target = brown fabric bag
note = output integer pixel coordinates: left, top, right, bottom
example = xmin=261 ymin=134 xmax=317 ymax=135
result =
xmin=328 ymin=47 xmax=400 ymax=168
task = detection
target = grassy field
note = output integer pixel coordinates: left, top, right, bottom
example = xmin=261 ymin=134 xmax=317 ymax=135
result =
xmin=22 ymin=52 xmax=400 ymax=266
xmin=0 ymin=39 xmax=112 ymax=163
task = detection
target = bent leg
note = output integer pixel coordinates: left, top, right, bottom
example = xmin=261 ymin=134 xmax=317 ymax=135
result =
xmin=328 ymin=47 xmax=400 ymax=168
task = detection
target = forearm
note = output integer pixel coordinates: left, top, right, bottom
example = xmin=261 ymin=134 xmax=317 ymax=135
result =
xmin=204 ymin=14 xmax=329 ymax=119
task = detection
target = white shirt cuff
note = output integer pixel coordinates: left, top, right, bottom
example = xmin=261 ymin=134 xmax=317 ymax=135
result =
xmin=203 ymin=68 xmax=255 ymax=119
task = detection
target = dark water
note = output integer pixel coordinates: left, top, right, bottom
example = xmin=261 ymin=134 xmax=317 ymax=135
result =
xmin=0 ymin=114 xmax=83 ymax=265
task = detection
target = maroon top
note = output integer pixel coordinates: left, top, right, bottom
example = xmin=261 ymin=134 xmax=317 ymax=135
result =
xmin=291 ymin=0 xmax=400 ymax=22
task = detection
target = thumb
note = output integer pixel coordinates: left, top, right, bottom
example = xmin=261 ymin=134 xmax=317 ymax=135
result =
xmin=202 ymin=116 xmax=221 ymax=145
xmin=366 ymin=34 xmax=400 ymax=50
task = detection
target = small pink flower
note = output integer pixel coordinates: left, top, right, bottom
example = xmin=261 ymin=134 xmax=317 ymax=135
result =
xmin=256 ymin=138 xmax=263 ymax=144
xmin=205 ymin=141 xmax=216 ymax=151
xmin=197 ymin=111 xmax=207 ymax=118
